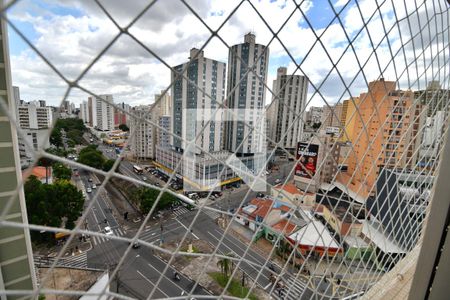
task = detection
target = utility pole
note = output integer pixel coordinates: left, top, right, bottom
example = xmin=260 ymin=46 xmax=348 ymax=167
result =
xmin=160 ymin=223 xmax=164 ymax=245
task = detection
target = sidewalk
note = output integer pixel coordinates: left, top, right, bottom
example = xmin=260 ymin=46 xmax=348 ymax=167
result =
xmin=226 ymin=219 xmax=286 ymax=267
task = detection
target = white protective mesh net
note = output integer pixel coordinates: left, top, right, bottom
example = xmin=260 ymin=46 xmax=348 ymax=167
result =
xmin=0 ymin=0 xmax=449 ymax=299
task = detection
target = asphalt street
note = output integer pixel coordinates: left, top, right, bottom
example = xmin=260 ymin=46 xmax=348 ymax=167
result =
xmin=74 ymin=168 xmax=210 ymax=299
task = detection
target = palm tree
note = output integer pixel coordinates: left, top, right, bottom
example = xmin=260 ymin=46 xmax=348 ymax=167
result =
xmin=217 ymin=252 xmax=235 ymax=278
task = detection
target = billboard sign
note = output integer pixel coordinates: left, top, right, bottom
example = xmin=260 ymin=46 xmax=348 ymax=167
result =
xmin=295 ymin=142 xmax=319 ymax=179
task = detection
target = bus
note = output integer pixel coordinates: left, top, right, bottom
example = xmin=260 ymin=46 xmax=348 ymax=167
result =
xmin=133 ymin=165 xmax=144 ymax=174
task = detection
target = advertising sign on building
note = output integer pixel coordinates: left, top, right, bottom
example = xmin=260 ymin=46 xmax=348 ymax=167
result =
xmin=325 ymin=126 xmax=340 ymax=135
xmin=295 ymin=142 xmax=319 ymax=179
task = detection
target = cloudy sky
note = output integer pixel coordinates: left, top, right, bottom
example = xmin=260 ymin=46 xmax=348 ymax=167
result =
xmin=5 ymin=0 xmax=449 ymax=108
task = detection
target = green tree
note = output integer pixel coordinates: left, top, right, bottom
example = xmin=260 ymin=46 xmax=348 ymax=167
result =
xmin=50 ymin=128 xmax=63 ymax=148
xmin=24 ymin=176 xmax=84 ymax=243
xmin=217 ymin=253 xmax=235 ymax=278
xmin=103 ymin=159 xmax=117 ymax=172
xmin=78 ymin=145 xmax=105 ymax=169
xmin=118 ymin=124 xmax=129 ymax=131
xmin=53 ymin=163 xmax=72 ymax=180
xmin=132 ymin=187 xmax=178 ymax=213
xmin=45 ymin=147 xmax=67 ymax=158
xmin=66 ymin=128 xmax=83 ymax=144
xmin=51 ymin=180 xmax=84 ymax=229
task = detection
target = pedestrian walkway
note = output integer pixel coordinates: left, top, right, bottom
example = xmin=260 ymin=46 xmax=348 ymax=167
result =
xmin=172 ymin=207 xmax=190 ymax=217
xmin=34 ymin=252 xmax=88 ymax=269
xmin=270 ymin=275 xmax=308 ymax=300
xmin=201 ymin=208 xmax=220 ymax=220
xmin=91 ymin=227 xmax=125 ymax=246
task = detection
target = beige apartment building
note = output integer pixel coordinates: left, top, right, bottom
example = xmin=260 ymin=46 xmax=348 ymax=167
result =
xmin=338 ymin=79 xmax=426 ymax=199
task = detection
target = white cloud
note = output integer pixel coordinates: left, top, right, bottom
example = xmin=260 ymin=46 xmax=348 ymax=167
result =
xmin=7 ymin=0 xmax=448 ymax=111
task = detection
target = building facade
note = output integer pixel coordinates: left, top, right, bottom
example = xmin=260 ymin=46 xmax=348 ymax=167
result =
xmin=130 ymin=105 xmax=155 ymax=159
xmin=91 ymin=94 xmax=114 ymax=131
xmin=321 ymin=102 xmax=343 ymax=129
xmin=158 ymin=115 xmax=171 ymax=149
xmin=171 ymin=48 xmax=226 ymax=154
xmin=340 ymin=79 xmax=427 ymax=198
xmin=0 ymin=14 xmax=37 ymax=294
xmin=114 ymin=102 xmax=130 ymax=128
xmin=269 ymin=67 xmax=308 ymax=149
xmin=224 ymin=33 xmax=269 ymax=155
xmin=17 ymin=101 xmax=53 ymax=129
xmin=80 ymin=101 xmax=90 ymax=125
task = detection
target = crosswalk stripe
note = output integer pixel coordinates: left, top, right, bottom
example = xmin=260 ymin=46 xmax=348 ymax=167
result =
xmin=34 ymin=252 xmax=88 ymax=269
xmin=203 ymin=209 xmax=220 ymax=219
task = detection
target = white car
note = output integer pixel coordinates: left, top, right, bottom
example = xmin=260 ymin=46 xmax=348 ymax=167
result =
xmin=104 ymin=226 xmax=113 ymax=236
xmin=142 ymin=176 xmax=147 ymax=181
xmin=86 ymin=188 xmax=92 ymax=193
xmin=92 ymin=184 xmax=97 ymax=189
xmin=275 ymin=179 xmax=282 ymax=184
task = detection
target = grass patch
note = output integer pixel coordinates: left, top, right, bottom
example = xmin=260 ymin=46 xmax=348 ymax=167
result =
xmin=210 ymin=272 xmax=258 ymax=300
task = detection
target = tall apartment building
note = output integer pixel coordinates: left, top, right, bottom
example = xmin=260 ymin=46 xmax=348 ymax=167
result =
xmin=321 ymin=102 xmax=343 ymax=128
xmin=153 ymin=90 xmax=172 ymax=116
xmin=224 ymin=33 xmax=269 ymax=154
xmin=0 ymin=13 xmax=37 ymax=294
xmin=151 ymin=92 xmax=172 ymax=148
xmin=90 ymin=94 xmax=114 ymax=131
xmin=415 ymin=81 xmax=450 ymax=116
xmin=339 ymin=97 xmax=360 ymax=142
xmin=17 ymin=101 xmax=53 ymax=129
xmin=340 ymin=79 xmax=427 ymax=198
xmin=269 ymin=67 xmax=308 ymax=149
xmin=158 ymin=115 xmax=171 ymax=149
xmin=114 ymin=102 xmax=130 ymax=128
xmin=306 ymin=106 xmax=323 ymax=125
xmin=130 ymin=105 xmax=155 ymax=159
xmin=80 ymin=101 xmax=90 ymax=124
xmin=171 ymin=48 xmax=226 ymax=153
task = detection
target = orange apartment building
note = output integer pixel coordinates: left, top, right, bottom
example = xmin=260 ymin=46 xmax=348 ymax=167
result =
xmin=337 ymin=79 xmax=426 ymax=200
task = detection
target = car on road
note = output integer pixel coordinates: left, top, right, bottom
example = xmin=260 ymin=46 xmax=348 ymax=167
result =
xmin=142 ymin=176 xmax=147 ymax=181
xmin=131 ymin=241 xmax=140 ymax=249
xmin=88 ymin=178 xmax=93 ymax=182
xmin=92 ymin=184 xmax=97 ymax=189
xmin=275 ymin=178 xmax=281 ymax=184
xmin=155 ymin=182 xmax=160 ymax=186
xmin=86 ymin=187 xmax=92 ymax=193
xmin=104 ymin=226 xmax=113 ymax=236
xmin=257 ymin=192 xmax=265 ymax=198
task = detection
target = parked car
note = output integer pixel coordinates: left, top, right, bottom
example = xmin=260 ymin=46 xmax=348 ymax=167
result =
xmin=88 ymin=178 xmax=93 ymax=182
xmin=92 ymin=184 xmax=97 ymax=189
xmin=131 ymin=241 xmax=140 ymax=249
xmin=275 ymin=179 xmax=281 ymax=184
xmin=86 ymin=188 xmax=92 ymax=193
xmin=142 ymin=176 xmax=147 ymax=181
xmin=257 ymin=193 xmax=265 ymax=198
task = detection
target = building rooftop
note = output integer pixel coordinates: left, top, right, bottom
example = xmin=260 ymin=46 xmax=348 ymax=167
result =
xmin=323 ymin=203 xmax=361 ymax=224
xmin=240 ymin=198 xmax=292 ymax=222
xmin=343 ymin=235 xmax=369 ymax=248
xmin=288 ymin=218 xmax=341 ymax=250
xmin=362 ymin=220 xmax=406 ymax=254
xmin=25 ymin=166 xmax=52 ymax=183
xmin=271 ymin=219 xmax=297 ymax=235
